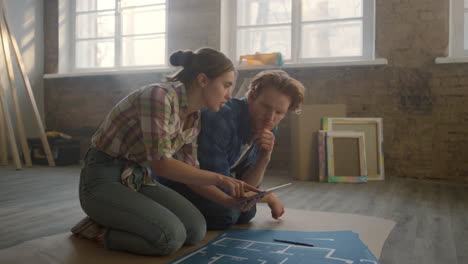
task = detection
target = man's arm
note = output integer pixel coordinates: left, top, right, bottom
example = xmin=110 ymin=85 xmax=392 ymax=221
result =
xmin=186 ymin=180 xmax=284 ymax=220
xmin=262 ymin=193 xmax=285 ymax=219
xmin=238 ymin=152 xmax=270 ymax=187
xmin=240 ymin=129 xmax=275 ymax=186
xmin=240 ymin=128 xmax=285 ymax=220
xmin=192 ymin=109 xmax=237 ymax=203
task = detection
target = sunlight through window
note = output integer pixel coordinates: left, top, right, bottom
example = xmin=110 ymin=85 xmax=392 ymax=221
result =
xmin=73 ymin=0 xmax=166 ymax=70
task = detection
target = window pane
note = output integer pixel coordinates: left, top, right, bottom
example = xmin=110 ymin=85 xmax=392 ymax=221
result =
xmin=237 ymin=26 xmax=291 ymax=60
xmin=238 ymin=0 xmax=291 ymax=26
xmin=465 ymin=13 xmax=468 ymax=50
xmin=76 ymin=12 xmax=114 ymax=38
xmin=122 ymin=35 xmax=165 ymax=66
xmin=76 ymin=40 xmax=114 ymax=68
xmin=122 ymin=5 xmax=165 ymax=35
xmin=121 ymin=0 xmax=165 ymax=8
xmin=301 ymin=21 xmax=362 ymax=58
xmin=302 ymin=0 xmax=362 ymax=22
xmin=76 ymin=0 xmax=115 ymax=12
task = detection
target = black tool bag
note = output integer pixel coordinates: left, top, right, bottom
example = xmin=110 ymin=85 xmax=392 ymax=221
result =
xmin=28 ymin=138 xmax=81 ymax=165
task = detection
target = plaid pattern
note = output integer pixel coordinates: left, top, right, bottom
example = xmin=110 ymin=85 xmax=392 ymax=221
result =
xmin=91 ymin=82 xmax=200 ymax=188
xmin=197 ymin=98 xmax=257 ymax=179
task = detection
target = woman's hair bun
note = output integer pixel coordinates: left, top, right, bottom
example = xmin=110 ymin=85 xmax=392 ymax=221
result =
xmin=170 ymin=50 xmax=195 ymax=67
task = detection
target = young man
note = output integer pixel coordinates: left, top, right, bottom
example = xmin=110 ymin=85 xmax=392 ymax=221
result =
xmin=163 ymin=70 xmax=304 ymax=230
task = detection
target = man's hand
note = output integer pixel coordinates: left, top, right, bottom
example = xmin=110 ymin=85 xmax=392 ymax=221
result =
xmin=265 ymin=194 xmax=285 ymax=220
xmin=253 ymin=129 xmax=275 ymax=157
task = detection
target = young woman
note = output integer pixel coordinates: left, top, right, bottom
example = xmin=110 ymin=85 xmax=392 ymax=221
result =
xmin=71 ymin=48 xmax=260 ymax=256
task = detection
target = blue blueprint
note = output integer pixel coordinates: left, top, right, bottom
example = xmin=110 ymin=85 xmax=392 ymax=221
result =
xmin=170 ymin=229 xmax=380 ymax=264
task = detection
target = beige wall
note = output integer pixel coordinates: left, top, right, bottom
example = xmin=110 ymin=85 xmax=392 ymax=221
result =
xmin=44 ymin=0 xmax=468 ymax=184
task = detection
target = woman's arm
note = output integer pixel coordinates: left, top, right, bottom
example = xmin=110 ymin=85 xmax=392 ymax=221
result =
xmin=187 ymin=185 xmax=233 ymax=207
xmin=187 ymin=185 xmax=261 ymax=212
xmin=152 ymin=158 xmax=260 ymax=197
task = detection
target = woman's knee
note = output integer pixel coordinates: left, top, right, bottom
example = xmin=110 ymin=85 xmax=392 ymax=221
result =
xmin=150 ymin=221 xmax=187 ymax=255
xmin=183 ymin=211 xmax=207 ymax=245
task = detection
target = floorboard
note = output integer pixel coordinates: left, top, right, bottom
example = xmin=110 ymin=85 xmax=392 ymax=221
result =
xmin=0 ymin=166 xmax=467 ymax=264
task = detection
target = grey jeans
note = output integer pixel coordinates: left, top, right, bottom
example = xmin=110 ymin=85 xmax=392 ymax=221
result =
xmin=163 ymin=180 xmax=257 ymax=230
xmin=79 ymin=148 xmax=206 ymax=256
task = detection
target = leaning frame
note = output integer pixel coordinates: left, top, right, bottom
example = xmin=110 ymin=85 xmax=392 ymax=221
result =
xmin=323 ymin=117 xmax=384 ymax=180
xmin=326 ymin=130 xmax=367 ymax=183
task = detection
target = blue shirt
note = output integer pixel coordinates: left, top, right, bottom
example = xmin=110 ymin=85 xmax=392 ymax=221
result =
xmin=198 ymin=98 xmax=278 ymax=179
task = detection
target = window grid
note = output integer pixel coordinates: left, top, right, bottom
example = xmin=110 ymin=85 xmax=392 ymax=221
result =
xmin=450 ymin=0 xmax=468 ymax=57
xmin=71 ymin=0 xmax=167 ymax=71
xmin=114 ymin=0 xmax=121 ymax=67
xmin=465 ymin=4 xmax=468 ymax=51
xmin=232 ymin=0 xmax=375 ymax=65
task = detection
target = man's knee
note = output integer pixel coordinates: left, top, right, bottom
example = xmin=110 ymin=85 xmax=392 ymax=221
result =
xmin=206 ymin=207 xmax=242 ymax=230
xmin=237 ymin=205 xmax=257 ymax=224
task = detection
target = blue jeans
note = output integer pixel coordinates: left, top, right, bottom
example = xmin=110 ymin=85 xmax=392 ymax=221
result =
xmin=79 ymin=148 xmax=206 ymax=256
xmin=162 ymin=180 xmax=257 ymax=230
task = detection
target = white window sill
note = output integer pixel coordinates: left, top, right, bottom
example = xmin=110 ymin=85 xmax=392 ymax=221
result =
xmin=44 ymin=59 xmax=389 ymax=79
xmin=237 ymin=58 xmax=388 ymax=71
xmin=435 ymin=57 xmax=468 ymax=64
xmin=44 ymin=67 xmax=171 ymax=79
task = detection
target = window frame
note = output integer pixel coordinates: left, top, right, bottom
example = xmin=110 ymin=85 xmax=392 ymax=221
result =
xmin=68 ymin=0 xmax=168 ymax=72
xmin=221 ymin=0 xmax=376 ymax=66
xmin=449 ymin=0 xmax=468 ymax=57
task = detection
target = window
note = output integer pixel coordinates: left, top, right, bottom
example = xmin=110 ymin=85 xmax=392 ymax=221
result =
xmin=67 ymin=0 xmax=166 ymax=71
xmin=222 ymin=0 xmax=376 ymax=65
xmin=449 ymin=0 xmax=468 ymax=57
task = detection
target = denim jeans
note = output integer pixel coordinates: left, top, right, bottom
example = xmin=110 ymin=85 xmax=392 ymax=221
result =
xmin=163 ymin=180 xmax=257 ymax=230
xmin=79 ymin=148 xmax=206 ymax=256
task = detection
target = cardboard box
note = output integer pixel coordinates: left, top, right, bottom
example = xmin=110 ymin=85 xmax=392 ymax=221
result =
xmin=290 ymin=104 xmax=346 ymax=181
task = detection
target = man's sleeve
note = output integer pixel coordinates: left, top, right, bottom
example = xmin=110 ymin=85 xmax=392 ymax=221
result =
xmin=197 ymin=110 xmax=232 ymax=177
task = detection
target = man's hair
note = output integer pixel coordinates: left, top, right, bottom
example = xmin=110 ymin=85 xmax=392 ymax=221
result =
xmin=246 ymin=70 xmax=305 ymax=113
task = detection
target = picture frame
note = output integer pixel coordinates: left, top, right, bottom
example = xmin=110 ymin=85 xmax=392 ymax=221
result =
xmin=317 ymin=130 xmax=327 ymax=182
xmin=326 ymin=130 xmax=367 ymax=183
xmin=323 ymin=117 xmax=384 ymax=180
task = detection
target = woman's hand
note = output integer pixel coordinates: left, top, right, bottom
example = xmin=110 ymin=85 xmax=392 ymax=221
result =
xmin=216 ymin=175 xmax=262 ymax=198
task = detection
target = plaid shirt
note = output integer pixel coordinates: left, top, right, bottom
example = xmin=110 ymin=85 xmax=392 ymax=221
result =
xmin=197 ymin=98 xmax=277 ymax=179
xmin=91 ymin=82 xmax=200 ymax=189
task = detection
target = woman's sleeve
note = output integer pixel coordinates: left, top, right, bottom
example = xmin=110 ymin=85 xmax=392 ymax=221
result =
xmin=176 ymin=141 xmax=200 ymax=168
xmin=173 ymin=114 xmax=200 ymax=168
xmin=139 ymin=86 xmax=175 ymax=161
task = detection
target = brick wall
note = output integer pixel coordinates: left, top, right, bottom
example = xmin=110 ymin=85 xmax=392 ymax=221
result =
xmin=44 ymin=0 xmax=468 ymax=184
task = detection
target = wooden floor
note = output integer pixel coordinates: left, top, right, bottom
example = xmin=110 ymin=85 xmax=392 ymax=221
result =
xmin=0 ymin=166 xmax=467 ymax=264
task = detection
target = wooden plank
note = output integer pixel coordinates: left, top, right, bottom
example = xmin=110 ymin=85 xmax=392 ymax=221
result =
xmin=0 ymin=3 xmax=55 ymax=166
xmin=0 ymin=8 xmax=31 ymax=167
xmin=0 ymin=78 xmax=21 ymax=169
xmin=0 ymin=86 xmax=8 ymax=165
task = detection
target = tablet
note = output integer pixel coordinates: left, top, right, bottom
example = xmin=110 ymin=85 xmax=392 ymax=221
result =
xmin=231 ymin=182 xmax=292 ymax=207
